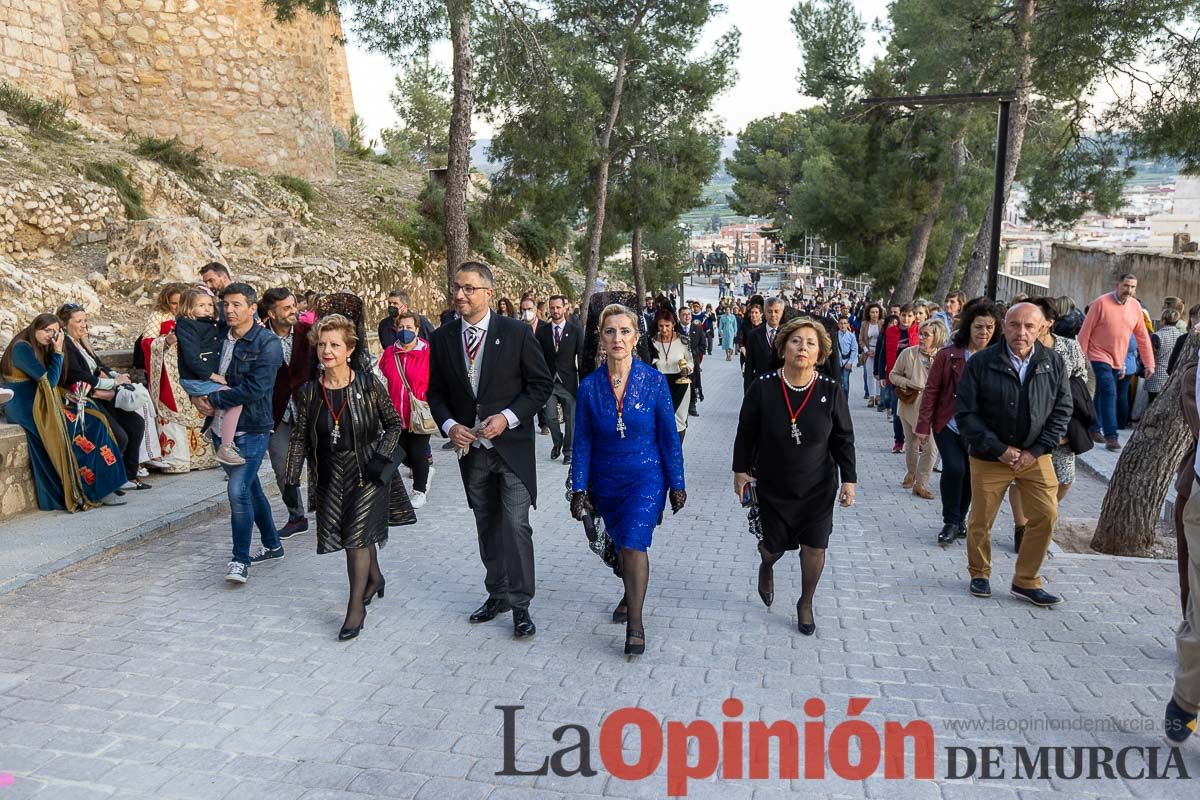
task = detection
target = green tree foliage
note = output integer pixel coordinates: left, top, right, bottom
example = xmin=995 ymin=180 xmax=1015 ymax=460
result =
xmin=477 ymin=0 xmax=737 ymax=324
xmin=791 ymin=0 xmax=862 ymax=112
xmin=638 ymin=225 xmax=690 ymax=294
xmin=382 ymin=56 xmax=452 ymax=167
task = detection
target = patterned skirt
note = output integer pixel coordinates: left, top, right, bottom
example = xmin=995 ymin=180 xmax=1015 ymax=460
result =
xmin=314 ymin=451 xmax=416 ymax=554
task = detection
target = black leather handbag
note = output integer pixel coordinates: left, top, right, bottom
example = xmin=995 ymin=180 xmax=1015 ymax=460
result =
xmin=1066 ymin=375 xmax=1097 ymax=455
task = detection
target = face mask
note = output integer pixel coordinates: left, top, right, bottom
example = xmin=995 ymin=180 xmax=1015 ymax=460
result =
xmin=522 ymin=309 xmax=535 ymax=321
xmin=397 ymin=329 xmax=417 ymax=345
xmin=388 ymin=306 xmax=400 ymax=319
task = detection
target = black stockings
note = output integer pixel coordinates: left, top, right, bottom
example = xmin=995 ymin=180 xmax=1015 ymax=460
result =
xmin=798 ymin=546 xmax=826 ymax=626
xmin=364 ymin=544 xmax=384 ymax=599
xmin=343 ymin=547 xmax=371 ymax=631
xmin=758 ymin=544 xmax=784 ymax=598
xmin=619 ymin=549 xmax=650 ymax=637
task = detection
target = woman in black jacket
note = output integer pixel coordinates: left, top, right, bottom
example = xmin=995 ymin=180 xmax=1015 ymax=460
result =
xmin=56 ymin=304 xmax=154 ymax=489
xmin=283 ymin=314 xmax=415 ymax=641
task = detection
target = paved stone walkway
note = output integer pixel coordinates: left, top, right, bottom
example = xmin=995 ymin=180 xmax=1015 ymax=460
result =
xmin=0 ymin=352 xmax=1196 ymax=799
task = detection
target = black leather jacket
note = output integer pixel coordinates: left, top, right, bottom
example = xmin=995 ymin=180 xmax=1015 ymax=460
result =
xmin=955 ymin=340 xmax=1072 ymax=461
xmin=285 ymin=371 xmax=404 ymax=499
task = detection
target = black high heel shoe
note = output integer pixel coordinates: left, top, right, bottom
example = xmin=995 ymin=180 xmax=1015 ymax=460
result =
xmin=611 ymin=597 xmax=628 ymax=624
xmin=757 ymin=560 xmax=774 ymax=608
xmin=338 ymin=620 xmax=364 ymax=641
xmin=796 ymin=601 xmax=816 ymax=636
xmin=624 ymin=628 xmax=645 ymax=655
xmin=363 ymin=580 xmax=386 ymax=607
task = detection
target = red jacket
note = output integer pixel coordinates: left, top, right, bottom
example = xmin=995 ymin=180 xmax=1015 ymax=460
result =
xmin=916 ymin=345 xmax=966 ymax=436
xmin=884 ymin=323 xmax=919 ymax=375
xmin=379 ymin=340 xmax=431 ymax=430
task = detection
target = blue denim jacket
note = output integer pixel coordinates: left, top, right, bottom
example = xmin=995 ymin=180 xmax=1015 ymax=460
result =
xmin=207 ymin=324 xmax=283 ymax=434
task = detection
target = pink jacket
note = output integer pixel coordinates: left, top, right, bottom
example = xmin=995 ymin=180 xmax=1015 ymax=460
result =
xmin=1078 ymin=293 xmax=1155 ymax=374
xmin=379 ymin=339 xmax=430 ymax=430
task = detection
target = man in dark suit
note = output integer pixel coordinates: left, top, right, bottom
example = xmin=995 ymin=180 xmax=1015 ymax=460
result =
xmin=427 ymin=262 xmax=553 ymax=638
xmin=678 ymin=306 xmax=706 ymax=416
xmin=743 ymin=297 xmax=785 ymax=391
xmin=535 ymin=294 xmax=582 ymax=466
xmin=262 ymin=287 xmax=313 ymax=539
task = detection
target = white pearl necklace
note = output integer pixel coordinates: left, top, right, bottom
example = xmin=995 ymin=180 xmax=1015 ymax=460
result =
xmin=781 ymin=372 xmax=816 ymax=393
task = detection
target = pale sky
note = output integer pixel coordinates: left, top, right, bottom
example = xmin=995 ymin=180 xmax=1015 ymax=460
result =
xmin=344 ymin=0 xmax=892 ymax=144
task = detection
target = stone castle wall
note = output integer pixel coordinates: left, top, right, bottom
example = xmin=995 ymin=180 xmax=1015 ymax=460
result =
xmin=0 ymin=1 xmax=354 ymax=182
xmin=0 ymin=0 xmax=76 ymax=97
xmin=322 ymin=13 xmax=355 ymax=134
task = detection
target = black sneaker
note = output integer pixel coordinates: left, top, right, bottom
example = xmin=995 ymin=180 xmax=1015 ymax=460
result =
xmin=957 ymin=523 xmax=967 ymax=539
xmin=1165 ymin=697 xmax=1197 ymax=743
xmin=1009 ymin=585 xmax=1062 ymax=607
xmin=279 ymin=517 xmax=309 ymax=540
xmin=969 ymin=578 xmax=991 ymax=598
xmin=937 ymin=524 xmax=957 ymax=546
xmin=225 ymin=561 xmax=248 ymax=584
xmin=249 ymin=546 xmax=284 ymax=565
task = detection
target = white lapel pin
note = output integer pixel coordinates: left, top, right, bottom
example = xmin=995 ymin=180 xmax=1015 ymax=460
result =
xmin=494 ymin=338 xmax=500 ymax=345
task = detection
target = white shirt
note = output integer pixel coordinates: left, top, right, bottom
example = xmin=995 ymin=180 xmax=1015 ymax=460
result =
xmin=1006 ymin=342 xmax=1033 ymax=383
xmin=441 ymin=310 xmax=520 ymax=445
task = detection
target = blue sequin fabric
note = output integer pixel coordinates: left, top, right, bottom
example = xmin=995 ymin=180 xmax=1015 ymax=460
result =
xmin=571 ymin=359 xmax=686 ymax=551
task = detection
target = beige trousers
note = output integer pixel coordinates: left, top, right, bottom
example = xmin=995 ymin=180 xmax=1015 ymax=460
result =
xmin=900 ymin=414 xmax=938 ymax=488
xmin=966 ymin=456 xmax=1058 ymax=589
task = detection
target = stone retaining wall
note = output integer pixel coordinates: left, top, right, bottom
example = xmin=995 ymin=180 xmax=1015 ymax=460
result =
xmin=0 ymin=422 xmax=38 ymax=521
xmin=1051 ymin=243 xmax=1200 ymax=312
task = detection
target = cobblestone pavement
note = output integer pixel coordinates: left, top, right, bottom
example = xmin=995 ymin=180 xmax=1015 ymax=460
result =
xmin=0 ymin=353 xmax=1196 ymax=799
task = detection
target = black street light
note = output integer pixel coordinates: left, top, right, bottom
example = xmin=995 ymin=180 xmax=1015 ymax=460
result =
xmin=860 ymin=91 xmax=1016 ymax=301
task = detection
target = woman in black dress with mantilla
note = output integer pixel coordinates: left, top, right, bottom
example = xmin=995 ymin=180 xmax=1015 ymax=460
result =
xmin=733 ymin=316 xmax=856 ymax=635
xmin=284 ymin=314 xmax=415 ymax=641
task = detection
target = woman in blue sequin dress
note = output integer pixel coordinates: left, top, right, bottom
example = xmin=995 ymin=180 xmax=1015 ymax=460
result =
xmin=570 ymin=304 xmax=686 ymax=656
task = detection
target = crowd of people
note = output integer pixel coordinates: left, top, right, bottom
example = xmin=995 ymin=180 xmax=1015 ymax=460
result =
xmin=5 ymin=261 xmax=1200 ymax=734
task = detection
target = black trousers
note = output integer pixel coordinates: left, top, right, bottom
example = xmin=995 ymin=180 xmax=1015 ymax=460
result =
xmin=460 ymin=447 xmax=536 ymax=609
xmin=97 ymin=399 xmax=145 ymax=476
xmin=398 ymin=430 xmax=431 ymax=492
xmin=933 ymin=428 xmax=972 ymax=527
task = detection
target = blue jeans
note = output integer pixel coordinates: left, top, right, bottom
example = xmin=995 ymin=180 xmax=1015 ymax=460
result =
xmin=881 ymin=384 xmax=904 ymax=444
xmin=1090 ymin=361 xmax=1119 ymax=439
xmin=217 ymin=432 xmax=279 ymax=564
xmin=840 ymin=365 xmax=852 ymax=397
xmin=1117 ymin=374 xmax=1133 ymax=429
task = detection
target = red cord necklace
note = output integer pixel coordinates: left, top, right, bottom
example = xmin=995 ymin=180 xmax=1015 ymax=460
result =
xmin=608 ymin=363 xmax=629 ymax=438
xmin=321 ymin=374 xmax=351 ymax=444
xmin=779 ymin=370 xmax=817 ymax=445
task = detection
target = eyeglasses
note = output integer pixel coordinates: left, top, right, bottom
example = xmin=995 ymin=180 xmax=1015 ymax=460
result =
xmin=453 ymin=284 xmax=490 ymax=296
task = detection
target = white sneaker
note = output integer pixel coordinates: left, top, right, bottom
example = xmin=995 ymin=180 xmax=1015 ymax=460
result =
xmin=216 ymin=442 xmax=246 ymax=466
xmin=225 ymin=561 xmax=248 ymax=584
xmin=136 ymin=467 xmax=150 ymax=478
xmin=410 ymin=490 xmax=427 ymax=509
xmin=100 ymin=492 xmax=127 ymax=506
